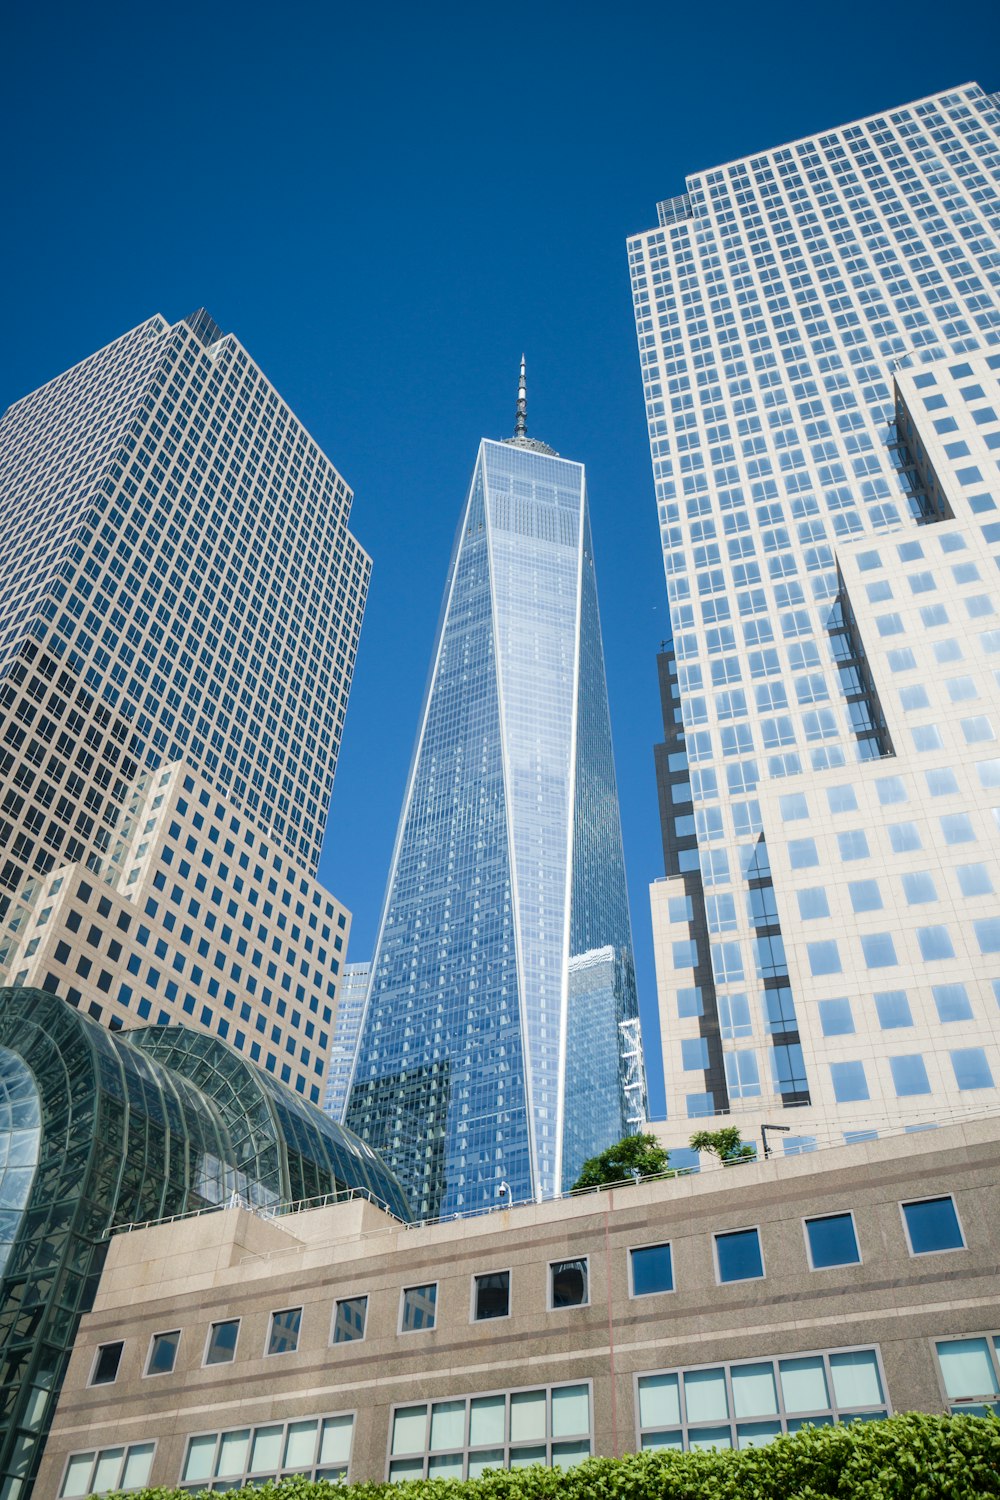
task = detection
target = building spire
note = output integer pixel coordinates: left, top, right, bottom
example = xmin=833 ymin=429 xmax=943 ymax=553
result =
xmin=514 ymin=354 xmax=527 ymax=440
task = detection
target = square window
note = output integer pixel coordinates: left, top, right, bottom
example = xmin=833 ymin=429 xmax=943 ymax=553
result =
xmin=917 ymin=925 xmax=955 ymax=961
xmin=829 ymin=1060 xmax=868 ymax=1102
xmin=804 ymin=1213 xmax=861 ymax=1270
xmin=874 ymin=990 xmax=912 ymax=1029
xmin=90 ymin=1341 xmax=124 ymax=1387
xmin=681 ymin=1036 xmax=709 ymax=1070
xmin=401 ymin=1284 xmax=438 ymax=1332
xmin=797 ymin=887 xmax=830 ymax=920
xmin=901 ymin=1196 xmax=964 ymax=1255
xmin=837 ymin=830 xmax=870 ymax=861
xmin=145 ymin=1330 xmax=179 ymax=1377
xmin=902 ymin=871 xmax=937 ymax=905
xmin=925 ymin=769 xmax=959 ymax=797
xmin=266 ymin=1307 xmax=302 ymax=1355
xmin=788 ymin=837 xmax=819 ymax=868
xmin=332 ymin=1296 xmax=368 ymax=1343
xmin=807 ymin=940 xmax=841 ymax=976
xmin=848 ymin=879 xmax=882 ymax=913
xmin=888 ymin=821 xmax=922 ymax=853
xmin=630 ymin=1243 xmax=674 ymax=1297
xmin=956 ymin=863 xmax=993 ymax=896
xmin=826 ymin=785 xmax=858 ymax=814
xmin=932 ymin=983 xmax=974 ymax=1023
xmin=819 ymin=998 xmax=854 ymax=1036
xmin=715 ymin=1228 xmax=764 ymax=1284
xmin=861 ymin=933 xmax=897 ymax=969
xmin=205 ymin=1319 xmax=239 ymax=1366
xmin=889 ymin=1054 xmax=931 ymax=1097
xmin=941 ymin=813 xmax=975 ymax=845
xmin=473 ymin=1271 xmax=510 ymax=1321
xmin=550 ymin=1258 xmax=589 ymax=1309
xmin=950 ymin=1047 xmax=995 ymax=1091
xmin=875 ymin=776 xmax=907 ymax=805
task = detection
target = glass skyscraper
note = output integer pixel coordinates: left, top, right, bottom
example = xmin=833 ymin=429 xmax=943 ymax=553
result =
xmin=345 ymin=370 xmax=644 ymax=1217
xmin=629 ymin=83 xmax=1000 ymax=1146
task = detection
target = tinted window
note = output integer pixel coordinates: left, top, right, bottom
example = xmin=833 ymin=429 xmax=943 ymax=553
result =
xmin=715 ymin=1228 xmax=764 ymax=1283
xmin=550 ymin=1258 xmax=588 ymax=1308
xmin=631 ymin=1243 xmax=674 ymax=1296
xmin=205 ymin=1319 xmax=239 ymax=1366
xmin=91 ymin=1342 xmax=124 ymax=1386
xmin=267 ymin=1307 xmax=302 ymax=1355
xmin=903 ymin=1197 xmax=964 ymax=1255
xmin=333 ymin=1296 xmax=368 ymax=1344
xmin=146 ymin=1330 xmax=179 ymax=1376
xmin=805 ymin=1214 xmax=860 ymax=1269
xmin=473 ymin=1271 xmax=510 ymax=1321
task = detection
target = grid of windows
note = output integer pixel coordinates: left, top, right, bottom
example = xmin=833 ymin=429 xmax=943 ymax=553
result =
xmin=387 ymin=1383 xmax=591 ymax=1481
xmin=635 ymin=1346 xmax=889 ymax=1451
xmin=59 ymin=1443 xmax=154 ymax=1498
xmin=180 ymin=1415 xmax=353 ymax=1491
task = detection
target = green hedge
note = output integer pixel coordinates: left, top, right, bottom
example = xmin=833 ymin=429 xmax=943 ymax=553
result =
xmin=114 ymin=1412 xmax=1000 ymax=1500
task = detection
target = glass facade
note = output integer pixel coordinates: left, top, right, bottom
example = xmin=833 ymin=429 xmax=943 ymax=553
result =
xmin=0 ymin=986 xmax=409 ymax=1500
xmin=634 ymin=84 xmax=1000 ymax=1135
xmin=346 ymin=426 xmax=643 ymax=1217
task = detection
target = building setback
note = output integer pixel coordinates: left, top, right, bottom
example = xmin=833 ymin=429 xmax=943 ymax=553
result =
xmin=628 ymin=83 xmax=1000 ymax=1144
xmin=0 ymin=312 xmax=370 ymax=1094
xmin=37 ymin=1113 xmax=1000 ymax=1495
xmin=345 ymin=369 xmax=645 ymax=1217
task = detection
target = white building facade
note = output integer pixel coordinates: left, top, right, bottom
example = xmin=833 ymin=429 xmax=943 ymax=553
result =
xmin=629 ymin=83 xmax=1000 ymax=1148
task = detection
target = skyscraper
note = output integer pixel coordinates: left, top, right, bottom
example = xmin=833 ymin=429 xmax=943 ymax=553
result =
xmin=345 ymin=367 xmax=644 ymax=1217
xmin=0 ymin=312 xmax=369 ymax=1095
xmin=629 ymin=83 xmax=1000 ymax=1146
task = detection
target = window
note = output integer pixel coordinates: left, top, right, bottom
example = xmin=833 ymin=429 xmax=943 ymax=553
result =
xmin=901 ymin=1196 xmax=965 ymax=1255
xmin=714 ymin=1228 xmax=763 ymax=1284
xmin=807 ymin=940 xmax=841 ymax=976
xmin=387 ymin=1382 xmax=592 ymax=1480
xmin=917 ymin=925 xmax=955 ymax=961
xmin=861 ymin=933 xmax=897 ymax=969
xmin=59 ymin=1444 xmax=155 ymax=1498
xmin=630 ymin=1243 xmax=674 ymax=1297
xmin=819 ymin=999 xmax=854 ymax=1036
xmin=933 ymin=983 xmax=974 ymax=1023
xmin=830 ymin=1061 xmax=868 ymax=1102
xmin=874 ymin=990 xmax=912 ymax=1029
xmin=804 ymin=1214 xmax=861 ymax=1270
xmin=333 ymin=1296 xmax=368 ymax=1344
xmin=145 ymin=1330 xmax=179 ymax=1377
xmin=848 ymin=879 xmax=882 ymax=913
xmin=182 ymin=1415 xmax=353 ymax=1489
xmin=889 ymin=1054 xmax=931 ymax=1096
xmin=797 ymin=887 xmax=830 ymax=920
xmin=266 ymin=1307 xmax=302 ymax=1355
xmin=401 ymin=1284 xmax=438 ymax=1332
xmin=90 ymin=1341 xmax=124 ymax=1386
xmin=902 ymin=871 xmax=937 ymax=905
xmin=204 ymin=1319 xmax=239 ymax=1366
xmin=473 ymin=1272 xmax=510 ymax=1321
xmin=550 ymin=1259 xmax=588 ymax=1309
xmin=950 ymin=1047 xmax=995 ymax=1091
xmin=635 ymin=1346 xmax=887 ymax=1452
xmin=935 ymin=1335 xmax=1000 ymax=1415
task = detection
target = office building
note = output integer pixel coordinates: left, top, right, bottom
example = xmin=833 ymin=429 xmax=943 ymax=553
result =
xmin=39 ymin=1112 xmax=1000 ymax=1494
xmin=628 ymin=83 xmax=1000 ymax=1145
xmin=0 ymin=312 xmax=370 ymax=1090
xmin=324 ymin=960 xmax=370 ymax=1120
xmin=345 ymin=367 xmax=644 ymax=1217
xmin=0 ymin=988 xmax=410 ymax=1500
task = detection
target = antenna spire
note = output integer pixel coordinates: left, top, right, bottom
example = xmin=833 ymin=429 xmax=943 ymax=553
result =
xmin=514 ymin=354 xmax=527 ymax=440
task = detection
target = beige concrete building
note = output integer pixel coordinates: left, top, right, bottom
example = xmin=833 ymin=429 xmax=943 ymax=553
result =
xmin=39 ymin=1114 xmax=1000 ymax=1496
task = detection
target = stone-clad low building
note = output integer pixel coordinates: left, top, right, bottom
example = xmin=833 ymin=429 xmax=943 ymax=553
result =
xmin=39 ymin=1113 xmax=1000 ymax=1496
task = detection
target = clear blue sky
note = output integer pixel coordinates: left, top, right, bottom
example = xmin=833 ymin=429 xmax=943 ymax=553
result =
xmin=2 ymin=0 xmax=997 ymax=1113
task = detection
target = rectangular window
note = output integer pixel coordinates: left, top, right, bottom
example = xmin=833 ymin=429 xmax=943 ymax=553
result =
xmin=473 ymin=1272 xmax=510 ymax=1321
xmin=388 ymin=1382 xmax=592 ymax=1480
xmin=181 ymin=1415 xmax=353 ymax=1488
xmin=145 ymin=1330 xmax=179 ymax=1377
xmin=332 ymin=1296 xmax=368 ymax=1344
xmin=205 ymin=1319 xmax=239 ymax=1366
xmin=635 ymin=1345 xmax=887 ymax=1452
xmin=830 ymin=1061 xmax=868 ymax=1102
xmin=266 ymin=1307 xmax=302 ymax=1356
xmin=804 ymin=1213 xmax=861 ymax=1269
xmin=889 ymin=1054 xmax=931 ymax=1097
xmin=401 ymin=1284 xmax=438 ymax=1332
xmin=714 ymin=1228 xmax=764 ymax=1284
xmin=90 ymin=1341 xmax=124 ymax=1386
xmin=630 ymin=1243 xmax=674 ymax=1297
xmin=550 ymin=1259 xmax=589 ymax=1309
xmin=935 ymin=1335 xmax=1000 ymax=1415
xmin=901 ymin=1196 xmax=965 ymax=1255
xmin=60 ymin=1443 xmax=155 ymax=1498
xmin=950 ymin=1047 xmax=995 ymax=1091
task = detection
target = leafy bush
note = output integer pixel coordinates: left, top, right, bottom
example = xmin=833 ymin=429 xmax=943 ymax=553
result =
xmin=115 ymin=1411 xmax=1000 ymax=1500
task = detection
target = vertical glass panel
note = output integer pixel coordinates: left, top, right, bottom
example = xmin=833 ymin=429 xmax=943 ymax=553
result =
xmin=249 ymin=1427 xmax=282 ymax=1473
xmin=429 ymin=1454 xmax=464 ymax=1478
xmin=936 ymin=1339 xmax=999 ymax=1400
xmin=510 ymin=1389 xmax=546 ymax=1443
xmin=551 ymin=1383 xmax=590 ymax=1437
xmin=121 ymin=1445 xmax=154 ymax=1489
xmin=731 ymin=1362 xmax=779 ymax=1417
xmin=217 ymin=1430 xmax=249 ymax=1476
xmin=283 ymin=1420 xmax=319 ymax=1469
xmin=391 ymin=1407 xmax=428 ymax=1456
xmin=688 ymin=1427 xmax=732 ymax=1451
xmin=779 ymin=1356 xmax=829 ymax=1412
xmin=684 ymin=1367 xmax=729 ymax=1423
xmin=91 ymin=1449 xmax=124 ymax=1492
xmin=430 ymin=1400 xmax=466 ymax=1451
xmin=319 ymin=1416 xmax=354 ymax=1467
xmin=509 ymin=1445 xmax=548 ymax=1468
xmin=469 ymin=1395 xmax=505 ymax=1447
xmin=638 ymin=1373 xmax=680 ymax=1429
xmin=830 ymin=1351 xmax=884 ymax=1407
xmin=737 ymin=1421 xmax=782 ymax=1448
xmin=182 ymin=1435 xmax=217 ymax=1483
xmin=60 ymin=1455 xmax=95 ymax=1499
xmin=468 ymin=1449 xmax=504 ymax=1477
xmin=551 ymin=1441 xmax=591 ymax=1468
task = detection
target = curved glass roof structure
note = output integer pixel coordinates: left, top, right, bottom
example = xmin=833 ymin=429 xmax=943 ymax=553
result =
xmin=0 ymin=987 xmax=410 ymax=1500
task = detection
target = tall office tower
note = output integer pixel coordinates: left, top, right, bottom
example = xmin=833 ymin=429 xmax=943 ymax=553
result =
xmin=345 ymin=367 xmax=644 ymax=1217
xmin=0 ymin=312 xmax=369 ymax=1092
xmin=629 ymin=83 xmax=1000 ymax=1148
xmin=324 ymin=960 xmax=370 ymax=1120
